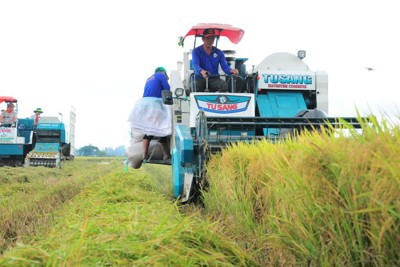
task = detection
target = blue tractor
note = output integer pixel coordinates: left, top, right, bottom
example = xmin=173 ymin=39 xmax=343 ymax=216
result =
xmin=0 ymin=96 xmax=36 ymax=167
xmin=25 ymin=114 xmax=75 ymax=168
xmin=142 ymin=23 xmax=365 ymax=203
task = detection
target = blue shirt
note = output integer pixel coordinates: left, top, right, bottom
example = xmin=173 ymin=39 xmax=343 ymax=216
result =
xmin=192 ymin=45 xmax=232 ymax=80
xmin=143 ymin=72 xmax=170 ymax=98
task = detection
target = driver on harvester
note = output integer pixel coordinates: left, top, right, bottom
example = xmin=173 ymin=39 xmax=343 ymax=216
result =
xmin=0 ymin=103 xmax=18 ymax=126
xmin=192 ymin=28 xmax=239 ymax=92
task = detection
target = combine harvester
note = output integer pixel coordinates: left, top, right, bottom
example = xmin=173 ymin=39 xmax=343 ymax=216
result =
xmin=136 ymin=23 xmax=366 ymax=203
xmin=25 ymin=108 xmax=76 ymax=168
xmin=0 ymin=96 xmax=36 ymax=167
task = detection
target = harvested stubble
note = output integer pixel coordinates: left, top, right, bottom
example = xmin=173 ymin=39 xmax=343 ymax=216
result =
xmin=0 ymin=159 xmax=254 ymax=266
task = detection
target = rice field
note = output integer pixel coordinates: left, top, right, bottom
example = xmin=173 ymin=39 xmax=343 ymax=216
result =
xmin=203 ymin=117 xmax=400 ymax=266
xmin=0 ymin=118 xmax=399 ymax=266
xmin=0 ymin=158 xmax=253 ymax=266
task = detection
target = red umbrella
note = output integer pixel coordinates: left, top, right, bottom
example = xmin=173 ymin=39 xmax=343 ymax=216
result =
xmin=0 ymin=96 xmax=17 ymax=104
xmin=180 ymin=23 xmax=245 ymax=45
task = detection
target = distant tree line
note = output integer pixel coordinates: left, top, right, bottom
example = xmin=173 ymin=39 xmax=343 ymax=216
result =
xmin=76 ymin=145 xmax=126 ymax=157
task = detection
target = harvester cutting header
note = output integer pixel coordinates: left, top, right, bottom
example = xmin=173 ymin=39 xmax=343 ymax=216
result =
xmin=130 ymin=23 xmax=366 ymax=203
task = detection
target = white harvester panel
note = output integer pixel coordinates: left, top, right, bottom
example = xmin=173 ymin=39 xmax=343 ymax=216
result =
xmin=0 ymin=127 xmax=17 ymax=143
xmin=255 ymin=52 xmax=329 ymax=114
xmin=258 ymin=70 xmax=316 ymax=90
xmin=189 ymin=93 xmax=255 ymax=128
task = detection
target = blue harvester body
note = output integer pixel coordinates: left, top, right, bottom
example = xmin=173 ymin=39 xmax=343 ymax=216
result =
xmin=0 ymin=118 xmax=36 ymax=167
xmin=25 ymin=116 xmax=72 ymax=168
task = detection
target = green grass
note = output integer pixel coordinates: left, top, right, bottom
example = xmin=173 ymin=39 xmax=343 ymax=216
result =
xmin=0 ymin=158 xmax=123 ymax=254
xmin=0 ymin=159 xmax=253 ymax=266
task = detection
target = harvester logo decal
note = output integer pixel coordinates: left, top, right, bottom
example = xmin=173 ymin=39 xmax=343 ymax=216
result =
xmin=261 ymin=73 xmax=314 ymax=89
xmin=194 ymin=95 xmax=251 ymax=114
xmin=0 ymin=128 xmax=15 ymax=143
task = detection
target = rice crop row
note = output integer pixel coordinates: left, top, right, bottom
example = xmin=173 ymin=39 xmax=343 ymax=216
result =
xmin=202 ymin=118 xmax=400 ymax=266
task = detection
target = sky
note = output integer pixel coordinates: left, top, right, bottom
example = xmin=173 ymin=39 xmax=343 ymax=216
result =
xmin=1 ymin=0 xmax=399 ymax=150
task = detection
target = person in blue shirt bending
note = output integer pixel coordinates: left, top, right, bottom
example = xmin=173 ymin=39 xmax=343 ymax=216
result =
xmin=143 ymin=67 xmax=170 ymax=98
xmin=192 ymin=28 xmax=239 ymax=92
xmin=128 ymin=67 xmax=171 ymax=161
